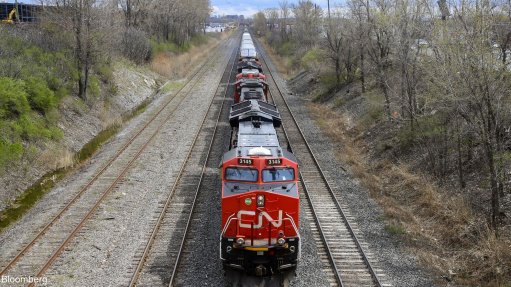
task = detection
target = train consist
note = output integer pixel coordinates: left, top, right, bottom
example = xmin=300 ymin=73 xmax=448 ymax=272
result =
xmin=220 ymin=32 xmax=300 ymax=276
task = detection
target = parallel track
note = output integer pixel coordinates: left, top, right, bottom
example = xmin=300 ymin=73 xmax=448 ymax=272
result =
xmin=255 ymin=39 xmax=389 ymax=287
xmin=0 ymin=37 xmax=233 ymax=284
xmin=128 ymin=39 xmax=238 ymax=287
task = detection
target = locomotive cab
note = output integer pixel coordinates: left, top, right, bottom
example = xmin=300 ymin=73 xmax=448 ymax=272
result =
xmin=220 ymin=149 xmax=300 ymax=276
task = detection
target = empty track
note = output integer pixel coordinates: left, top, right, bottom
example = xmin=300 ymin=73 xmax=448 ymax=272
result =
xmin=128 ymin=40 xmax=238 ymax=287
xmin=0 ymin=36 xmax=234 ymax=285
xmin=255 ymin=39 xmax=390 ymax=287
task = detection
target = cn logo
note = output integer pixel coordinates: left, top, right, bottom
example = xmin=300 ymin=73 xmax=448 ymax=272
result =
xmin=237 ymin=210 xmax=283 ymax=229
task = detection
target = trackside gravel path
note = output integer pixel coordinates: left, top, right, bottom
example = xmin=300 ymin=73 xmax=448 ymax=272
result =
xmin=0 ymin=35 xmax=236 ymax=287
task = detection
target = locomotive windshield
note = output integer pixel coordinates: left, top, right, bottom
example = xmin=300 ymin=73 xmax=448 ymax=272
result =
xmin=262 ymin=168 xmax=295 ymax=182
xmin=225 ymin=167 xmax=258 ymax=182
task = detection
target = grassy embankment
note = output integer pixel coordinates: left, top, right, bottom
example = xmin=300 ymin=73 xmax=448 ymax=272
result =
xmin=0 ymin=28 xmax=229 ymax=233
xmin=260 ymin=35 xmax=511 ymax=286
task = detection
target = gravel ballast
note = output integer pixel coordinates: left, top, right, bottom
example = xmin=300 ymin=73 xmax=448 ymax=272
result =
xmin=1 ymin=33 xmax=436 ymax=287
xmin=0 ymin=36 xmax=235 ymax=287
xmin=43 ymin=38 xmax=237 ymax=287
xmin=263 ymin=50 xmax=437 ymax=286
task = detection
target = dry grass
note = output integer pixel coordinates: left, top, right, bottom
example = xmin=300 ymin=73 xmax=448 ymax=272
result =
xmin=38 ymin=146 xmax=75 ymax=170
xmin=100 ymin=103 xmax=123 ymax=130
xmin=150 ymin=32 xmax=231 ymax=79
xmin=308 ymin=103 xmax=511 ymax=286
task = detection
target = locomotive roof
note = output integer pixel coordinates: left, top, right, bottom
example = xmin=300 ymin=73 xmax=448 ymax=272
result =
xmin=229 ymin=100 xmax=280 ymax=126
xmin=221 ymin=139 xmax=297 ymax=163
xmin=222 ymin=120 xmax=291 ymax=160
xmin=223 ymin=99 xmax=297 ymax=164
xmin=240 ymin=87 xmax=264 ymax=102
xmin=238 ymin=121 xmax=279 ymax=150
xmin=237 ymin=61 xmax=262 ymax=72
xmin=240 ymin=68 xmax=261 ymax=76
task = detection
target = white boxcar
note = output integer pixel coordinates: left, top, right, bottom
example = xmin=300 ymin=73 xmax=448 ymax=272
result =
xmin=242 ymin=33 xmax=252 ymax=40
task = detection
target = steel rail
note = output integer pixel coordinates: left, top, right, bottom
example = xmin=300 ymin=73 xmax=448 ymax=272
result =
xmin=0 ymin=38 xmax=227 ymax=278
xmin=167 ymin=35 xmax=238 ymax=287
xmin=127 ymin=39 xmax=238 ymax=287
xmin=255 ymin=39 xmax=383 ymax=287
xmin=4 ymin=38 xmax=231 ymax=285
xmin=265 ymin=76 xmax=344 ymax=287
xmin=27 ymin=43 xmax=231 ymax=285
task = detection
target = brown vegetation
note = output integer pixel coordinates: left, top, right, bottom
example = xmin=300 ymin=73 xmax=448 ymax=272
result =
xmin=309 ymin=103 xmax=511 ymax=286
xmin=151 ymin=32 xmax=231 ymax=78
xmin=257 ymin=0 xmax=511 ymax=284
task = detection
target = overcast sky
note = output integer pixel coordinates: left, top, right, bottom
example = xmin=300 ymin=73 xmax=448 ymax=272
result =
xmin=212 ymin=0 xmax=331 ymax=17
xmin=10 ymin=0 xmax=333 ymax=18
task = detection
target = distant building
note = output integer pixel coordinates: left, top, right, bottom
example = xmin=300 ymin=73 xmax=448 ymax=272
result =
xmin=208 ymin=14 xmax=244 ymax=24
xmin=0 ymin=2 xmax=41 ymax=22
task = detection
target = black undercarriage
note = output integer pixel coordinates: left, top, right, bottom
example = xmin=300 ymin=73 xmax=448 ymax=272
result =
xmin=221 ymin=237 xmax=299 ymax=276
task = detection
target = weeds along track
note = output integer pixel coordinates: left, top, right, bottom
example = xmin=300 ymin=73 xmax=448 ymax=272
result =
xmin=128 ymin=39 xmax=238 ymax=287
xmin=0 ymin=36 xmax=235 ymax=283
xmin=254 ymin=39 xmax=390 ymax=287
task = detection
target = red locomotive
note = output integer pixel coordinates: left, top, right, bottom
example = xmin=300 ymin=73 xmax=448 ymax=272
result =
xmin=233 ymin=68 xmax=268 ymax=103
xmin=220 ymin=32 xmax=300 ymax=276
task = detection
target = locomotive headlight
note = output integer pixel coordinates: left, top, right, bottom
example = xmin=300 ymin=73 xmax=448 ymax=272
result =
xmin=277 ymin=237 xmax=286 ymax=245
xmin=256 ymin=195 xmax=265 ymax=207
xmin=236 ymin=237 xmax=245 ymax=245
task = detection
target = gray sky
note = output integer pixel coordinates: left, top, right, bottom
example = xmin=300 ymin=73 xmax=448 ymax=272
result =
xmin=8 ymin=0 xmax=333 ymax=17
xmin=212 ymin=0 xmax=331 ymax=17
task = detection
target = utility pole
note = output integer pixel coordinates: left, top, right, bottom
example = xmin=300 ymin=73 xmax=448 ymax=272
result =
xmin=328 ymin=0 xmax=331 ymax=20
xmin=327 ymin=0 xmax=332 ymax=34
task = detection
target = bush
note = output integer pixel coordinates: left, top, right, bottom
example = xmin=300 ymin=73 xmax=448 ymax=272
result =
xmin=122 ymin=28 xmax=151 ymax=64
xmin=87 ymin=75 xmax=101 ymax=98
xmin=301 ymin=48 xmax=323 ymax=73
xmin=190 ymin=34 xmax=209 ymax=46
xmin=277 ymin=41 xmax=294 ymax=56
xmin=0 ymin=77 xmax=30 ymax=119
xmin=150 ymin=39 xmax=182 ymax=55
xmin=0 ymin=140 xmax=23 ymax=167
xmin=97 ymin=64 xmax=114 ymax=84
xmin=25 ymin=77 xmax=56 ymax=114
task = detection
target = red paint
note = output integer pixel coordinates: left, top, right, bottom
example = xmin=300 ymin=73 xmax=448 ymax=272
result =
xmin=221 ymin=156 xmax=299 ymax=242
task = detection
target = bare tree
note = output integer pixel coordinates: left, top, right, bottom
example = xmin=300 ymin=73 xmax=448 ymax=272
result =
xmin=393 ymin=0 xmax=426 ymax=132
xmin=48 ymin=0 xmax=100 ymax=100
xmin=253 ymin=12 xmax=267 ymax=36
xmin=292 ymin=0 xmax=323 ymax=50
xmin=425 ymin=0 xmax=511 ymax=232
xmin=361 ymin=0 xmax=393 ymax=119
xmin=279 ymin=0 xmax=290 ymax=40
xmin=324 ymin=0 xmax=343 ymax=85
xmin=265 ymin=8 xmax=279 ymax=32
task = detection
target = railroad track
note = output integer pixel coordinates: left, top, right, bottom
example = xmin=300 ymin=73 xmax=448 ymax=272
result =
xmin=128 ymin=37 xmax=238 ymax=287
xmin=0 ymin=35 xmax=235 ymax=284
xmin=255 ymin=39 xmax=390 ymax=287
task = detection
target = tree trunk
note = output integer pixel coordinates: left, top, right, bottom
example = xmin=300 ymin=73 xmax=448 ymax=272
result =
xmin=75 ymin=6 xmax=86 ymax=100
xmin=335 ymin=57 xmax=341 ymax=86
xmin=457 ymin=124 xmax=465 ymax=189
xmin=400 ymin=62 xmax=407 ymax=118
xmin=360 ymin=49 xmax=365 ymax=93
xmin=485 ymin=139 xmax=500 ymax=234
xmin=378 ymin=67 xmax=391 ymax=119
